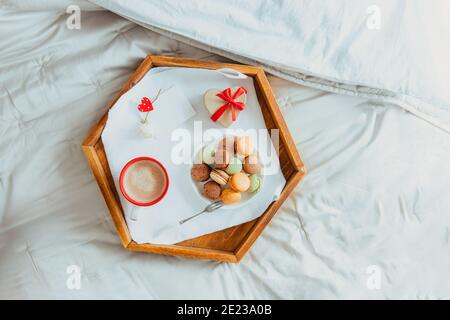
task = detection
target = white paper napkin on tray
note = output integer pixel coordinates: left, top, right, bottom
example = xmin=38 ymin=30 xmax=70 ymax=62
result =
xmin=102 ymin=67 xmax=286 ymax=244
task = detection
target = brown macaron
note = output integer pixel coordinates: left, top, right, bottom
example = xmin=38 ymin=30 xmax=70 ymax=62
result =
xmin=202 ymin=181 xmax=222 ymax=200
xmin=243 ymin=154 xmax=261 ymax=174
xmin=214 ymin=148 xmax=230 ymax=169
xmin=217 ymin=135 xmax=236 ymax=153
xmin=191 ymin=163 xmax=211 ymax=182
xmin=210 ymin=169 xmax=230 ymax=185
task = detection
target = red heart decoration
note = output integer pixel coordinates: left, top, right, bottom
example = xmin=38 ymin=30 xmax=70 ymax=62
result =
xmin=137 ymin=97 xmax=154 ymax=112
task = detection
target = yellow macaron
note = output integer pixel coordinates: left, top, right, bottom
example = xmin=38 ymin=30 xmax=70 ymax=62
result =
xmin=221 ymin=188 xmax=241 ymax=204
xmin=235 ymin=136 xmax=254 ymax=157
xmin=229 ymin=172 xmax=250 ymax=192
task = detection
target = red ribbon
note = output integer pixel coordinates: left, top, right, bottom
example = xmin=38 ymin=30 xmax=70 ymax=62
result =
xmin=210 ymin=87 xmax=247 ymax=122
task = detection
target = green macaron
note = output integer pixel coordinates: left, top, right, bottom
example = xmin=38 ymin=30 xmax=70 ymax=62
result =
xmin=202 ymin=144 xmax=216 ymax=166
xmin=225 ymin=157 xmax=243 ymax=175
xmin=247 ymin=174 xmax=262 ymax=193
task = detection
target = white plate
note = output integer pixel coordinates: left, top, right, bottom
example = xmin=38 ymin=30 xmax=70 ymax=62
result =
xmin=190 ymin=136 xmax=264 ymax=210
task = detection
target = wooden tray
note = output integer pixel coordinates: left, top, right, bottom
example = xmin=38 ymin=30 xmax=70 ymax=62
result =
xmin=82 ymin=55 xmax=306 ymax=262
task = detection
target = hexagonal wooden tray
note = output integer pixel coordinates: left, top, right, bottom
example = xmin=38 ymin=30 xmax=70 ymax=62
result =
xmin=82 ymin=55 xmax=305 ymax=262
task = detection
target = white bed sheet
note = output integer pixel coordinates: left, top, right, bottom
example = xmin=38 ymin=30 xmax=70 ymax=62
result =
xmin=1 ymin=4 xmax=450 ymax=299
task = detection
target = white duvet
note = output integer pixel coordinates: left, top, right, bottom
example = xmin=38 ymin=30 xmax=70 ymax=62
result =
xmin=1 ymin=0 xmax=450 ymax=299
xmin=94 ymin=0 xmax=450 ymax=132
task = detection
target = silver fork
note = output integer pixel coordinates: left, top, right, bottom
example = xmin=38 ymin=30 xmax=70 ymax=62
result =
xmin=179 ymin=200 xmax=224 ymax=225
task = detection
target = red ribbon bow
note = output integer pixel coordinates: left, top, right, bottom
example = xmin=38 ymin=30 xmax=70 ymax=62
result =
xmin=137 ymin=97 xmax=154 ymax=113
xmin=210 ymin=87 xmax=247 ymax=122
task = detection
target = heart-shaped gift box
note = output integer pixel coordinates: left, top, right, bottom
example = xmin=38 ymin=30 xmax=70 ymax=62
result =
xmin=203 ymin=86 xmax=247 ymax=127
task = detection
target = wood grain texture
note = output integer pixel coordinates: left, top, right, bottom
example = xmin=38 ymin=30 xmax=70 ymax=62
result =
xmin=234 ymin=170 xmax=304 ymax=261
xmin=151 ymin=56 xmax=261 ymax=76
xmin=82 ymin=144 xmax=132 ymax=247
xmin=254 ymin=70 xmax=306 ymax=172
xmin=178 ymin=220 xmax=256 ymax=251
xmin=81 ymin=55 xmax=305 ymax=262
xmin=127 ymin=241 xmax=238 ymax=263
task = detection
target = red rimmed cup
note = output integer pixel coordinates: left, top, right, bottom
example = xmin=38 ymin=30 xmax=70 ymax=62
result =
xmin=119 ymin=156 xmax=169 ymax=206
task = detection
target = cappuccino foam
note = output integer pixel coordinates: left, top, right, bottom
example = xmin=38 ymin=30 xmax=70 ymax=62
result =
xmin=123 ymin=160 xmax=166 ymax=204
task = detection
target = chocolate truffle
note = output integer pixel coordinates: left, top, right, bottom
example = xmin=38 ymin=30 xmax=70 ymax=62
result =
xmin=202 ymin=181 xmax=222 ymax=200
xmin=191 ymin=163 xmax=211 ymax=182
xmin=243 ymin=154 xmax=261 ymax=174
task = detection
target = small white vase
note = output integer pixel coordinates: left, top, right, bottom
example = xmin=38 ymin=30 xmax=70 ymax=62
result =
xmin=139 ymin=121 xmax=155 ymax=139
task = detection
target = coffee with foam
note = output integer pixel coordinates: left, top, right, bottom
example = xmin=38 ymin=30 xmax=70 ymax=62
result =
xmin=122 ymin=160 xmax=167 ymax=204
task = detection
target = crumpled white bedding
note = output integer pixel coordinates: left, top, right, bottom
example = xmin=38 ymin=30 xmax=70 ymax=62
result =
xmin=92 ymin=0 xmax=450 ymax=132
xmin=1 ymin=1 xmax=450 ymax=299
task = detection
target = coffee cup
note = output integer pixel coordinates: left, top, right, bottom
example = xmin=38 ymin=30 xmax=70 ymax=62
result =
xmin=119 ymin=157 xmax=169 ymax=206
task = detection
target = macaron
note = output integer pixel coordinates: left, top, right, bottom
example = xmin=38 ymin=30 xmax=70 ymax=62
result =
xmin=229 ymin=172 xmax=251 ymax=192
xmin=221 ymin=188 xmax=241 ymax=204
xmin=217 ymin=135 xmax=236 ymax=153
xmin=210 ymin=169 xmax=230 ymax=185
xmin=202 ymin=144 xmax=216 ymax=166
xmin=243 ymin=154 xmax=261 ymax=174
xmin=214 ymin=148 xmax=230 ymax=169
xmin=191 ymin=163 xmax=211 ymax=182
xmin=202 ymin=181 xmax=222 ymax=200
xmin=248 ymin=174 xmax=262 ymax=193
xmin=225 ymin=157 xmax=243 ymax=175
xmin=235 ymin=136 xmax=254 ymax=157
